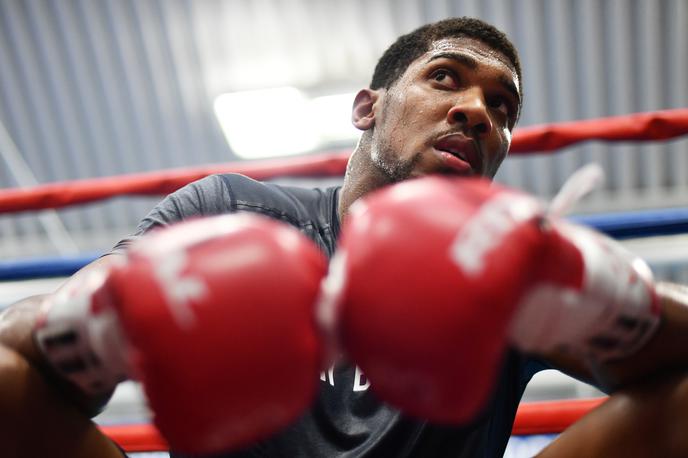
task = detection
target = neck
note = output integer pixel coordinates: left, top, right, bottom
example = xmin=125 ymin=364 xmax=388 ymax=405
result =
xmin=338 ymin=143 xmax=393 ymax=223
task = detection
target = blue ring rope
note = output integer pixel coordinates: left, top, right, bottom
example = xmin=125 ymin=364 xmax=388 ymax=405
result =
xmin=1 ymin=207 xmax=686 ymax=281
xmin=0 ymin=254 xmax=100 ymax=280
xmin=571 ymin=207 xmax=688 ymax=240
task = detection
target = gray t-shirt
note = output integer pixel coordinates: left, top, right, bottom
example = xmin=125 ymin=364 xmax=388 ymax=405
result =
xmin=113 ymin=174 xmax=546 ymax=458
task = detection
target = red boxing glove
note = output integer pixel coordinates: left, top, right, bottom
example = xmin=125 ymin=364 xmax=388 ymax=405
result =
xmin=325 ymin=176 xmax=546 ymax=424
xmin=327 ymin=175 xmax=660 ymax=426
xmin=36 ymin=214 xmax=327 ymax=454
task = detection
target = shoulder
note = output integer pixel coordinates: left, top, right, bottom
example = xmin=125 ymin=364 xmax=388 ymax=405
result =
xmin=113 ymin=174 xmax=340 ymax=254
xmin=137 ymin=174 xmax=234 ymax=227
xmin=148 ymin=173 xmax=334 ymax=223
xmin=222 ymin=174 xmax=336 ymax=229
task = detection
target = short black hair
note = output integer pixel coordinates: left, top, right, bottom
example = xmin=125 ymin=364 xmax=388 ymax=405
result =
xmin=370 ymin=17 xmax=522 ymax=100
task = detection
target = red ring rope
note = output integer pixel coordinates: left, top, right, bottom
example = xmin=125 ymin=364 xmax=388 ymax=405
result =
xmin=99 ymin=397 xmax=606 ymax=452
xmin=509 ymin=108 xmax=688 ymax=153
xmin=511 ymin=397 xmax=605 ymax=435
xmin=1 ymin=109 xmax=687 ymax=214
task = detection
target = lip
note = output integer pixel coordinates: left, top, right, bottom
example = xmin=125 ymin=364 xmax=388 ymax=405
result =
xmin=434 ymin=149 xmax=473 ymax=175
xmin=433 ymin=134 xmax=483 ymax=175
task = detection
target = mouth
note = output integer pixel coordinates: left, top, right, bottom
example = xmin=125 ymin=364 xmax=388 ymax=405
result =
xmin=433 ymin=134 xmax=483 ymax=175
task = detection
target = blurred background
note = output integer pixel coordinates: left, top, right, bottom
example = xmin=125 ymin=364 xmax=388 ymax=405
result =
xmin=0 ymin=0 xmax=687 ymax=445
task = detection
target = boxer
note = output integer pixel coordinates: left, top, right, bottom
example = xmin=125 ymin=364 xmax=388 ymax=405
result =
xmin=2 ymin=15 xmax=688 ymax=458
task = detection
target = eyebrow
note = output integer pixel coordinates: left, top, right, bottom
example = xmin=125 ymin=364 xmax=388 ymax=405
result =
xmin=426 ymin=52 xmax=521 ymax=109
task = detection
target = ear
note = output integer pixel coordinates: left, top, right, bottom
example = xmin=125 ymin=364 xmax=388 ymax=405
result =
xmin=351 ymin=89 xmax=379 ymax=131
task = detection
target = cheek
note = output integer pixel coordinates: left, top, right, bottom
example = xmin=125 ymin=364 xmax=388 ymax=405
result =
xmin=496 ymin=127 xmax=511 ymax=157
xmin=503 ymin=128 xmax=512 ymax=146
xmin=486 ymin=129 xmax=511 ymax=176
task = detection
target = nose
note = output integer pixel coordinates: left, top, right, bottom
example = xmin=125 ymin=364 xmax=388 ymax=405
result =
xmin=446 ymin=88 xmax=493 ymax=138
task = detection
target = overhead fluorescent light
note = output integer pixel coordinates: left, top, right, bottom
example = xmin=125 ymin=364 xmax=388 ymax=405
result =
xmin=214 ymin=87 xmax=360 ymax=159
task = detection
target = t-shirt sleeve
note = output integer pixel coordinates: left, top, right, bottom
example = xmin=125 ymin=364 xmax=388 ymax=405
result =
xmin=523 ymin=356 xmax=552 ymax=380
xmin=110 ymin=174 xmax=234 ymax=253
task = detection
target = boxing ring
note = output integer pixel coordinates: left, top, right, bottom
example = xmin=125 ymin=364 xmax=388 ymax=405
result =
xmin=1 ymin=108 xmax=687 ymax=457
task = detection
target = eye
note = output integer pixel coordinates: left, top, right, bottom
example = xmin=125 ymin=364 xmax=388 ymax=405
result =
xmin=487 ymin=96 xmax=516 ymax=122
xmin=487 ymin=96 xmax=508 ymax=114
xmin=430 ymin=69 xmax=458 ymax=88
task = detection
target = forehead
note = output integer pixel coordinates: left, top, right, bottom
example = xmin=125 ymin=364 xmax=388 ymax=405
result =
xmin=406 ymin=37 xmax=519 ymax=87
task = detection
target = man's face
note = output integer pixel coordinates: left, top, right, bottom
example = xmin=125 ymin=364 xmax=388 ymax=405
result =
xmin=365 ymin=37 xmax=521 ymax=181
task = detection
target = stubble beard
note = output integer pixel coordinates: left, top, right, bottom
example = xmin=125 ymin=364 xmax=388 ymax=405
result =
xmin=370 ymin=140 xmax=422 ymax=184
